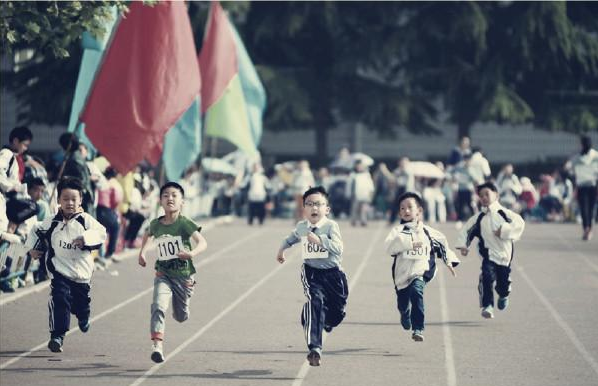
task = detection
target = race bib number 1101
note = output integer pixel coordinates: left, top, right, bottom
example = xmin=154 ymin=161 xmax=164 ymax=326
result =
xmin=155 ymin=236 xmax=184 ymax=261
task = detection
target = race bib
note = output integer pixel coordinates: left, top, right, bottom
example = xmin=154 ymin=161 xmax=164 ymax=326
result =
xmin=301 ymin=236 xmax=329 ymax=260
xmin=153 ymin=235 xmax=185 ymax=261
xmin=402 ymin=244 xmax=430 ymax=260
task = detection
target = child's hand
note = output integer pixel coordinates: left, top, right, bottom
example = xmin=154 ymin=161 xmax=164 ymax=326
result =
xmin=494 ymin=226 xmax=502 ymax=238
xmin=457 ymin=247 xmax=469 ymax=257
xmin=72 ymin=237 xmax=85 ymax=249
xmin=29 ymin=250 xmax=43 ymax=259
xmin=177 ymin=250 xmax=193 ymax=260
xmin=307 ymin=232 xmax=321 ymax=245
xmin=276 ymin=250 xmax=285 ymax=264
xmin=138 ymin=254 xmax=146 ymax=267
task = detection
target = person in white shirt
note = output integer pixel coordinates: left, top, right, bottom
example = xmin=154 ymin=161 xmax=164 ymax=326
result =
xmin=348 ymin=160 xmax=375 ymax=227
xmin=455 ymin=182 xmax=525 ymax=319
xmin=243 ymin=163 xmax=271 ymax=225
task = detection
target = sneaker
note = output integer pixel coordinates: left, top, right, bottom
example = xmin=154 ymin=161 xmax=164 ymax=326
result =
xmin=78 ymin=319 xmax=90 ymax=333
xmin=306 ymin=349 xmax=321 ymax=367
xmin=151 ymin=340 xmax=165 ymax=363
xmin=48 ymin=337 xmax=63 ymax=353
xmin=324 ymin=324 xmax=333 ymax=333
xmin=111 ymin=255 xmax=123 ymax=263
xmin=400 ymin=310 xmax=412 ymax=330
xmin=481 ymin=305 xmax=494 ymax=319
xmin=411 ymin=329 xmax=424 ymax=342
xmin=497 ymin=297 xmax=509 ymax=310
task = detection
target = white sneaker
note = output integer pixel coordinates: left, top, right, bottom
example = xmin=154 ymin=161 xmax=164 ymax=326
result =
xmin=151 ymin=340 xmax=165 ymax=363
xmin=481 ymin=305 xmax=494 ymax=319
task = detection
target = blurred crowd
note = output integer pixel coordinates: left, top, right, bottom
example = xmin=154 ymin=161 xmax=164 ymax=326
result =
xmin=1 ymin=127 xmax=597 ymax=293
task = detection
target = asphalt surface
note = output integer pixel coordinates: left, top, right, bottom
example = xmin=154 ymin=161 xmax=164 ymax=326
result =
xmin=1 ymin=218 xmax=597 ymax=386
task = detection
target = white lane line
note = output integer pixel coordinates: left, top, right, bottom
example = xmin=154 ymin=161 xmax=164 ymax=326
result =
xmin=0 ymin=228 xmax=264 ymax=370
xmin=0 ymin=220 xmax=223 ymax=307
xmin=438 ymin=268 xmax=457 ymax=386
xmin=516 ymin=265 xmax=598 ymax=377
xmin=291 ymin=223 xmax=385 ymax=386
xmin=128 ymin=249 xmax=300 ymax=386
xmin=554 ymin=233 xmax=598 ymax=274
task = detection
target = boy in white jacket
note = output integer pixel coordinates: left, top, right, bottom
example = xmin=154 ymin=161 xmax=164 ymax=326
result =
xmin=455 ymin=182 xmax=525 ymax=319
xmin=384 ymin=192 xmax=459 ymax=342
xmin=27 ymin=177 xmax=106 ymax=353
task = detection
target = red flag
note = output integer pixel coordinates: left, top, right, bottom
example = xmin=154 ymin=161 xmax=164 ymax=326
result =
xmin=81 ymin=2 xmax=200 ymax=173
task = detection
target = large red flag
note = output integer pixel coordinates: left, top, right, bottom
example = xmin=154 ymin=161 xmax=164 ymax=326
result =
xmin=80 ymin=2 xmax=200 ymax=173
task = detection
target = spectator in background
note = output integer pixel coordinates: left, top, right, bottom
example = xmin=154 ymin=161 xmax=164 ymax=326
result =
xmin=567 ymin=135 xmax=598 ymax=240
xmin=96 ymin=167 xmax=123 ymax=265
xmin=451 ymin=154 xmax=477 ymax=222
xmin=469 ymin=147 xmax=492 ymax=186
xmin=348 ymin=160 xmax=375 ymax=227
xmin=389 ymin=157 xmax=415 ymax=225
xmin=422 ymin=178 xmax=447 ymax=224
xmin=447 ymin=136 xmax=471 ymax=166
xmin=292 ymin=160 xmax=315 ymax=221
xmin=59 ymin=133 xmax=95 ymax=217
xmin=496 ymin=164 xmax=522 ymax=211
xmin=372 ymin=163 xmax=393 ymax=219
xmin=243 ymin=163 xmax=271 ymax=225
xmin=519 ymin=177 xmax=539 ymax=220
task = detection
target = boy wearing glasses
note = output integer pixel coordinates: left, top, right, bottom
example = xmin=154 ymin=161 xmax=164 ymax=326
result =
xmin=276 ymin=186 xmax=348 ymax=367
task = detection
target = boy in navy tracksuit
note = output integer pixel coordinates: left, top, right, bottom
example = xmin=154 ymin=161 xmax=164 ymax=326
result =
xmin=456 ymin=182 xmax=525 ymax=319
xmin=276 ymin=186 xmax=348 ymax=367
xmin=27 ymin=177 xmax=106 ymax=352
xmin=384 ymin=192 xmax=459 ymax=342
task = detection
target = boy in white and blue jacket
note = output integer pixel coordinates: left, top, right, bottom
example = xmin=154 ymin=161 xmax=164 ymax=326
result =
xmin=455 ymin=182 xmax=525 ymax=319
xmin=276 ymin=186 xmax=347 ymax=367
xmin=27 ymin=177 xmax=106 ymax=353
xmin=384 ymin=192 xmax=459 ymax=342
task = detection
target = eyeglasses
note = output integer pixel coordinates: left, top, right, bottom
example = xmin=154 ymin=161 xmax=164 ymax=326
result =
xmin=304 ymin=201 xmax=328 ymax=208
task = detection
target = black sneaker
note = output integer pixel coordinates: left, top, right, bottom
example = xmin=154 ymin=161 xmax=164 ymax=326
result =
xmin=307 ymin=350 xmax=321 ymax=366
xmin=79 ymin=319 xmax=90 ymax=333
xmin=48 ymin=337 xmax=63 ymax=353
xmin=324 ymin=324 xmax=333 ymax=333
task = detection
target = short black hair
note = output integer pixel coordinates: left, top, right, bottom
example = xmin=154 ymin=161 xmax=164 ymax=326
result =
xmin=9 ymin=126 xmax=33 ymax=142
xmin=476 ymin=181 xmax=498 ymax=194
xmin=302 ymin=186 xmax=329 ymax=204
xmin=160 ymin=181 xmax=185 ymax=198
xmin=28 ymin=177 xmax=46 ymax=188
xmin=59 ymin=132 xmax=80 ymax=152
xmin=580 ymin=135 xmax=592 ymax=155
xmin=397 ymin=191 xmax=423 ymax=208
xmin=57 ymin=177 xmax=84 ymax=197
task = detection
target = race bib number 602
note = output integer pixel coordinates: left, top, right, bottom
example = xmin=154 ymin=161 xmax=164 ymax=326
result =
xmin=301 ymin=236 xmax=329 ymax=260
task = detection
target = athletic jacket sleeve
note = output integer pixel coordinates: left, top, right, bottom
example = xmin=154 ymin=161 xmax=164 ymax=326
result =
xmin=384 ymin=225 xmax=414 ymax=255
xmin=455 ymin=214 xmax=480 ymax=249
xmin=280 ymin=222 xmax=302 ymax=249
xmin=498 ymin=209 xmax=525 ymax=241
xmin=81 ymin=214 xmax=107 ymax=250
xmin=427 ymin=227 xmax=460 ymax=268
xmin=319 ymin=221 xmax=343 ymax=256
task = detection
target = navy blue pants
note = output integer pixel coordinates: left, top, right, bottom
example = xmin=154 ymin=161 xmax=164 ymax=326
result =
xmin=300 ymin=265 xmax=349 ymax=350
xmin=396 ymin=278 xmax=426 ymax=331
xmin=48 ymin=271 xmax=91 ymax=339
xmin=479 ymin=258 xmax=511 ymax=308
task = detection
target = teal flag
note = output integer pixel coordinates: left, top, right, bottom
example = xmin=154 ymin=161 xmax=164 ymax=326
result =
xmin=163 ymin=96 xmax=201 ymax=181
xmin=231 ymin=25 xmax=266 ymax=146
xmin=67 ymin=9 xmax=118 ymax=153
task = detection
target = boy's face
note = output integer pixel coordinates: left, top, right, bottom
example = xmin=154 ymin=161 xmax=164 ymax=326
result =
xmin=399 ymin=197 xmax=422 ymax=222
xmin=29 ymin=185 xmax=45 ymax=202
xmin=12 ymin=138 xmax=31 ymax=155
xmin=59 ymin=188 xmax=82 ymax=216
xmin=478 ymin=187 xmax=497 ymax=207
xmin=160 ymin=187 xmax=184 ymax=213
xmin=303 ymin=193 xmax=330 ymax=224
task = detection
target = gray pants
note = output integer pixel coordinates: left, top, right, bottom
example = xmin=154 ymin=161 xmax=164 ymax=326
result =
xmin=150 ymin=274 xmax=195 ymax=340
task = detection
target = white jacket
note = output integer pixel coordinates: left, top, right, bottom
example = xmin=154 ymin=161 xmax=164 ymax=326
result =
xmin=385 ymin=221 xmax=459 ymax=290
xmin=456 ymin=201 xmax=525 ymax=267
xmin=570 ymin=149 xmax=598 ymax=187
xmin=26 ymin=211 xmax=106 ymax=283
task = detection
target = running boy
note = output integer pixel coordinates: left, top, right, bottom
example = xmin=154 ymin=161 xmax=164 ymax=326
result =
xmin=455 ymin=182 xmax=525 ymax=319
xmin=276 ymin=186 xmax=348 ymax=367
xmin=384 ymin=192 xmax=459 ymax=342
xmin=26 ymin=177 xmax=107 ymax=353
xmin=138 ymin=182 xmax=207 ymax=363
